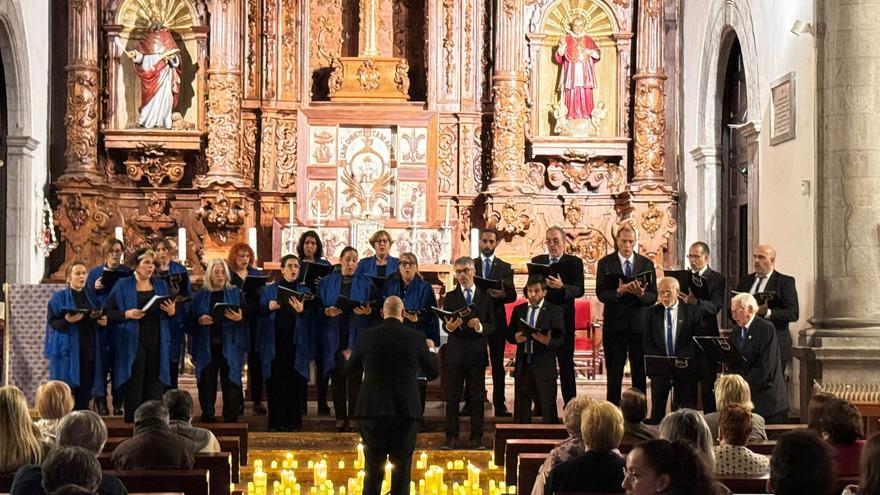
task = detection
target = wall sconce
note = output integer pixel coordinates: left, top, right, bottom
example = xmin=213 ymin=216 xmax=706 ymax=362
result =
xmin=790 ymin=19 xmax=813 ymax=36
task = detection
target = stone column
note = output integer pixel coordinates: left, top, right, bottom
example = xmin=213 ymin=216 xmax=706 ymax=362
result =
xmin=201 ymin=0 xmax=246 ymax=188
xmin=59 ymin=0 xmax=102 ymax=185
xmin=632 ymin=0 xmax=667 ymax=182
xmin=487 ymin=0 xmax=530 ymax=194
xmin=801 ymin=0 xmax=880 ymax=413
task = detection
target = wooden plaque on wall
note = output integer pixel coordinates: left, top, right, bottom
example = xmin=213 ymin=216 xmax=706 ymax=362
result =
xmin=770 ymin=72 xmax=796 ymax=146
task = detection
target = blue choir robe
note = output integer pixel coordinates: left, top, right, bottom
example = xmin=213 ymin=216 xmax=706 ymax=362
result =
xmin=189 ymin=286 xmax=248 ymax=387
xmin=382 ymin=276 xmax=440 ymax=345
xmin=297 ymin=258 xmax=332 ymax=364
xmin=86 ymin=264 xmax=133 ymax=369
xmin=44 ymin=287 xmax=105 ymax=396
xmin=162 ymin=260 xmax=191 ymax=364
xmin=107 ymin=276 xmax=172 ymax=389
xmin=86 ymin=264 xmax=134 ymax=307
xmin=355 ymin=255 xmax=399 ymax=278
xmin=316 ymin=272 xmax=377 ymax=374
xmin=232 ymin=265 xmax=267 ymax=350
xmin=257 ymin=282 xmax=312 ymax=381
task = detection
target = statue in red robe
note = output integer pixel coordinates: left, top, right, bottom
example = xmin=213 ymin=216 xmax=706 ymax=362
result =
xmin=554 ymin=15 xmax=600 ymax=121
xmin=125 ymin=28 xmax=181 ymax=129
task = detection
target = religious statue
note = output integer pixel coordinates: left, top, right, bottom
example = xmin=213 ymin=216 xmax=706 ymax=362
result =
xmin=124 ymin=27 xmax=182 ymax=129
xmin=554 ymin=14 xmax=601 ymax=135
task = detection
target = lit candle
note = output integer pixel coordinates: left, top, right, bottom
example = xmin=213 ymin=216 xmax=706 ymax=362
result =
xmin=339 ymin=460 xmax=346 ymax=469
xmin=420 ymin=452 xmax=428 ymax=469
xmin=444 ymin=200 xmax=451 ymax=226
xmin=114 ymin=226 xmax=124 ymax=246
xmin=289 ymin=197 xmax=295 ymax=225
xmin=248 ymin=227 xmax=258 ymax=260
xmin=177 ymin=227 xmax=186 ymax=261
xmin=470 ymin=228 xmax=479 ymax=258
xmin=357 ymin=443 xmax=365 ymax=469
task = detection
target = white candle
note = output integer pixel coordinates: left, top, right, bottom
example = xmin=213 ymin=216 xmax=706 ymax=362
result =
xmin=178 ymin=227 xmax=187 ymax=262
xmin=444 ymin=200 xmax=451 ymax=227
xmin=114 ymin=226 xmax=123 ymax=243
xmin=248 ymin=227 xmax=258 ymax=260
xmin=470 ymin=228 xmax=480 ymax=259
xmin=316 ymin=203 xmax=322 ymax=226
xmin=289 ymin=198 xmax=295 ymax=225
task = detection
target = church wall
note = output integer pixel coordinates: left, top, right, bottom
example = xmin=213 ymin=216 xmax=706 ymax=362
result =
xmin=680 ymin=0 xmax=816 ymax=409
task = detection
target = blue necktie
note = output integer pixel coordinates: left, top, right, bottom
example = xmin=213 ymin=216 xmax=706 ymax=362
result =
xmin=526 ymin=306 xmax=538 ymax=362
xmin=549 ymin=257 xmax=559 ymax=265
xmin=666 ymin=308 xmax=675 ymax=356
xmin=484 ymin=259 xmax=491 ymax=279
xmin=465 ymin=288 xmax=472 ymax=305
xmin=625 ymin=259 xmax=633 ymax=276
xmin=739 ymin=326 xmax=747 ymax=347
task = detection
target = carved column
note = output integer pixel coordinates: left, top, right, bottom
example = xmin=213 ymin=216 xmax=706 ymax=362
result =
xmin=487 ymin=0 xmax=529 ymax=193
xmin=201 ymin=0 xmax=245 ymax=187
xmin=632 ymin=0 xmax=666 ymax=182
xmin=59 ymin=0 xmax=102 ymax=185
xmin=798 ymin=0 xmax=880 ymax=415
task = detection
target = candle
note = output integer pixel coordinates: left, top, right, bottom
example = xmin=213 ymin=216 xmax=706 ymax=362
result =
xmin=357 ymin=443 xmax=365 ymax=469
xmin=470 ymin=228 xmax=479 ymax=258
xmin=271 ymin=460 xmax=278 ymax=470
xmin=248 ymin=227 xmax=258 ymax=260
xmin=444 ymin=200 xmax=451 ymax=226
xmin=289 ymin=197 xmax=295 ymax=225
xmin=339 ymin=460 xmax=346 ymax=469
xmin=114 ymin=226 xmax=124 ymax=245
xmin=177 ymin=227 xmax=187 ymax=261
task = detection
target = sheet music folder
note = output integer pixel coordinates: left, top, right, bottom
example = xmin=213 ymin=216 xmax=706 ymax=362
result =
xmin=693 ymin=336 xmax=746 ymax=365
xmin=644 ymin=355 xmax=695 ymax=377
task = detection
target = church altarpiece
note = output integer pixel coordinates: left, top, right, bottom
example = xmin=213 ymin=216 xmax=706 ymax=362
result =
xmin=51 ymin=0 xmax=679 ymax=301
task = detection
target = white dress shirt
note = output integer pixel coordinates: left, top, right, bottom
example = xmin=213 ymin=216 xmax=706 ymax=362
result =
xmin=663 ymin=303 xmax=679 ymax=355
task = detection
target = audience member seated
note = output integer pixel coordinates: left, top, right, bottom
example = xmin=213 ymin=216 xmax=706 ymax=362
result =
xmin=531 ymin=395 xmax=595 ymax=495
xmin=50 ymin=485 xmax=98 ymax=495
xmin=11 ymin=410 xmax=128 ymax=495
xmin=111 ymin=400 xmax=194 ymax=470
xmin=0 ymin=385 xmax=45 ymax=473
xmin=768 ymin=430 xmax=836 ymax=495
xmin=34 ymin=381 xmax=75 ymax=446
xmin=163 ymin=389 xmax=221 ymax=453
xmin=659 ymin=408 xmax=716 ymax=472
xmin=807 ymin=392 xmax=836 ymax=432
xmin=818 ymin=398 xmax=865 ymax=477
xmin=623 ymin=439 xmax=723 ymax=495
xmin=704 ymin=374 xmax=767 ymax=443
xmin=620 ymin=387 xmax=658 ymax=445
xmin=842 ymin=432 xmax=880 ymax=495
xmin=40 ymin=447 xmax=102 ymax=495
xmin=713 ymin=404 xmax=770 ymax=476
xmin=545 ymin=401 xmax=626 ymax=495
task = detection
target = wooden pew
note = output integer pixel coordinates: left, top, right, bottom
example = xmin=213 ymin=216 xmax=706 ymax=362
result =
xmin=100 ymin=452 xmax=231 ymax=495
xmin=504 ymin=439 xmax=559 ymax=486
xmin=105 ymin=470 xmax=209 ymax=495
xmin=494 ymin=424 xmax=568 ymax=465
xmin=104 ymin=421 xmax=249 ymax=465
xmin=102 ymin=435 xmax=240 ymax=482
xmin=764 ymin=423 xmax=807 ymax=440
xmin=516 ymin=453 xmax=549 ymax=495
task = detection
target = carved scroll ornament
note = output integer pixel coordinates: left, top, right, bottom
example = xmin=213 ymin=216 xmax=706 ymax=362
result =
xmin=633 ymin=79 xmax=666 ymax=178
xmin=64 ymin=71 xmax=99 ymax=177
xmin=488 ymin=198 xmax=532 ymax=236
xmin=490 ymin=77 xmax=529 ymax=186
xmin=205 ymin=75 xmax=243 ymax=178
xmin=53 ymin=193 xmax=113 ymax=254
xmin=437 ymin=124 xmax=457 ymax=194
xmin=124 ymin=143 xmax=185 ymax=187
xmin=196 ymin=190 xmax=247 ymax=244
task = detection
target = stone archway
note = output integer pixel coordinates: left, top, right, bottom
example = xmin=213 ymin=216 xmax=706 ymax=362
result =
xmin=0 ymin=0 xmax=39 ymax=284
xmin=689 ymin=0 xmax=761 ymax=260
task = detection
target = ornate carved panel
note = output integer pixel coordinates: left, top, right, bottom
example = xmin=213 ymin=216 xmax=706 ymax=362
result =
xmin=204 ymin=73 xmax=243 ymax=185
xmin=53 ymin=193 xmax=114 ymax=258
xmin=63 ymin=71 xmax=100 ymax=181
xmin=437 ymin=123 xmax=457 ymax=194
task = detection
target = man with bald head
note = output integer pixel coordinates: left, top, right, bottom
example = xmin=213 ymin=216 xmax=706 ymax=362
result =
xmin=734 ymin=244 xmax=799 ymax=375
xmin=345 ymin=296 xmax=440 ymax=495
xmin=643 ymin=277 xmax=699 ymax=422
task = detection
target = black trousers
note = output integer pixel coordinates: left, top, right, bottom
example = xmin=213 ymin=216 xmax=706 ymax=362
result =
xmin=74 ymin=359 xmax=96 ymax=411
xmin=487 ymin=329 xmax=508 ymax=410
xmin=513 ymin=366 xmax=558 ymax=423
xmin=199 ymin=344 xmax=242 ymax=423
xmin=247 ymin=321 xmax=264 ymax=405
xmin=445 ymin=363 xmax=486 ymax=440
xmin=698 ymin=351 xmax=718 ymax=413
xmin=331 ymin=352 xmax=361 ymax=421
xmin=359 ymin=417 xmax=420 ymax=495
xmin=649 ymin=375 xmax=698 ymax=423
xmin=169 ymin=360 xmax=180 ymax=390
xmin=604 ymin=330 xmax=646 ymax=405
xmin=315 ymin=337 xmax=330 ymax=408
xmin=99 ymin=347 xmax=124 ymax=409
xmin=557 ymin=322 xmax=577 ymax=404
xmin=267 ymin=356 xmax=307 ymax=430
xmin=123 ymin=344 xmax=164 ymax=423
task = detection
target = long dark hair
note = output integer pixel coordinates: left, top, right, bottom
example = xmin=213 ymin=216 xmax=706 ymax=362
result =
xmin=635 ymin=439 xmax=717 ymax=495
xmin=297 ymin=230 xmax=324 ymax=261
xmin=859 ymin=434 xmax=880 ymax=495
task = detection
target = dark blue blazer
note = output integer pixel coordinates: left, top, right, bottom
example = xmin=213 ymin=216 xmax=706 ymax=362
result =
xmin=44 ymin=288 xmax=105 ymax=396
xmin=189 ymin=286 xmax=247 ymax=386
xmin=355 ymin=255 xmax=399 ymax=278
xmin=258 ymin=282 xmax=312 ymax=381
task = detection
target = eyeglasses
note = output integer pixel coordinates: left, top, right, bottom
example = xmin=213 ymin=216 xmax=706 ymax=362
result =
xmin=454 ymin=268 xmax=473 ymax=275
xmin=400 ymin=261 xmax=416 ymax=267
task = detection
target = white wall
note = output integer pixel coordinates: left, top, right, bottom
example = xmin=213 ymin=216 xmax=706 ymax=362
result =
xmin=680 ymin=0 xmax=816 ymax=408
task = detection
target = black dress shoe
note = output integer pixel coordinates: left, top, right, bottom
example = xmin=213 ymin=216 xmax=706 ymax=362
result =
xmin=495 ymin=407 xmax=512 ymax=417
xmin=440 ymin=438 xmax=457 ymax=450
xmin=94 ymin=398 xmax=110 ymax=416
xmin=470 ymin=439 xmax=486 ymax=450
xmin=459 ymin=406 xmax=471 ymax=417
xmin=318 ymin=403 xmax=332 ymax=416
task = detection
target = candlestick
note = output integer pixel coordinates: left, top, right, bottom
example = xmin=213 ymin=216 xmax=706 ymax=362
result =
xmin=177 ymin=227 xmax=187 ymax=262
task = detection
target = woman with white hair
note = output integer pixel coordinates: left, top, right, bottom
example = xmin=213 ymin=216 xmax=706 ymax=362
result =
xmin=531 ymin=395 xmax=596 ymax=495
xmin=659 ymin=408 xmax=717 ymax=472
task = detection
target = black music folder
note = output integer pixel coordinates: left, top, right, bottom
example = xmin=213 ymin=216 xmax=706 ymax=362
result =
xmin=276 ymin=285 xmax=315 ymax=312
xmin=693 ymin=336 xmax=746 ymax=365
xmin=301 ymin=262 xmax=335 ymax=289
xmin=663 ymin=269 xmax=709 ymax=299
xmin=644 ymin=355 xmax=695 ymax=377
xmin=431 ymin=304 xmax=477 ymax=321
xmin=516 ymin=318 xmax=549 ymax=339
xmin=242 ymin=274 xmax=269 ymax=295
xmin=211 ymin=303 xmax=242 ymax=322
xmin=333 ymin=295 xmax=377 ymax=314
xmin=473 ymin=276 xmax=504 ymax=291
xmin=100 ymin=269 xmax=128 ymax=290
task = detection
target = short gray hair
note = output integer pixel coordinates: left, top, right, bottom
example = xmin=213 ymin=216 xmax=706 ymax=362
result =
xmin=731 ymin=292 xmax=758 ymax=313
xmin=562 ymin=395 xmax=596 ymax=436
xmin=453 ymin=256 xmax=474 ymax=268
xmin=659 ymin=408 xmax=715 ymax=470
xmin=203 ymin=259 xmax=232 ymax=292
xmin=57 ymin=411 xmax=108 ymax=454
xmin=134 ymin=400 xmax=170 ymax=425
xmin=546 ymin=226 xmax=566 ymax=239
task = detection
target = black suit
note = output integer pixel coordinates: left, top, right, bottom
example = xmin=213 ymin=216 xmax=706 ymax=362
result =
xmin=595 ymin=252 xmax=657 ymax=404
xmin=530 ymin=253 xmax=584 ymax=404
xmin=474 ymin=255 xmax=517 ymax=411
xmin=508 ymin=300 xmax=564 ymax=423
xmin=734 ymin=271 xmax=798 ymax=368
xmin=643 ymin=303 xmax=699 ymax=422
xmin=346 ymin=318 xmax=440 ymax=495
xmin=729 ymin=317 xmax=788 ymax=421
xmin=686 ymin=267 xmax=725 ymax=412
xmin=442 ymin=285 xmax=495 ymax=441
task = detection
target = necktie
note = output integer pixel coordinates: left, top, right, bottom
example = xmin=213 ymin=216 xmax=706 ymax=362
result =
xmin=739 ymin=326 xmax=747 ymax=347
xmin=465 ymin=288 xmax=472 ymax=305
xmin=549 ymin=257 xmax=559 ymax=265
xmin=526 ymin=306 xmax=538 ymax=362
xmin=484 ymin=258 xmax=491 ymax=279
xmin=624 ymin=259 xmax=633 ymax=276
xmin=665 ymin=308 xmax=675 ymax=356
xmin=753 ymin=276 xmax=765 ymax=294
